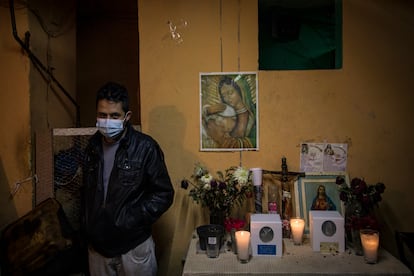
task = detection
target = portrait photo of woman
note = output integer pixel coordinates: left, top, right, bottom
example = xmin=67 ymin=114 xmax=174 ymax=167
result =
xmin=200 ymin=72 xmax=258 ymax=151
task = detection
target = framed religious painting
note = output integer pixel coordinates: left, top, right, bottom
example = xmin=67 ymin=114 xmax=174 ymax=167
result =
xmin=200 ymin=72 xmax=258 ymax=151
xmin=294 ymin=172 xmax=349 ymax=233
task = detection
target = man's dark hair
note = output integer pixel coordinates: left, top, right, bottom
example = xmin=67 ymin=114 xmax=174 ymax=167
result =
xmin=96 ymin=81 xmax=129 ymax=113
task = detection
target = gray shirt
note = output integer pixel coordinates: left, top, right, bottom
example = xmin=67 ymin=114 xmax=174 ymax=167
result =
xmin=102 ymin=140 xmax=120 ymax=201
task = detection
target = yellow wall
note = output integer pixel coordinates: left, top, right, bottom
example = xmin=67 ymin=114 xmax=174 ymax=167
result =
xmin=1 ymin=1 xmax=414 ymax=275
xmin=139 ymin=0 xmax=414 ymax=275
xmin=0 ymin=6 xmax=32 ymax=227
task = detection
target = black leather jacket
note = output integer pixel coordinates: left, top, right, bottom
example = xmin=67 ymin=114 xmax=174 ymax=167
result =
xmin=82 ymin=123 xmax=174 ymax=257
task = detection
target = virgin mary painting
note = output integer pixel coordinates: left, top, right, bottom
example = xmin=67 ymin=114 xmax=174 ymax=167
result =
xmin=200 ymin=72 xmax=258 ymax=151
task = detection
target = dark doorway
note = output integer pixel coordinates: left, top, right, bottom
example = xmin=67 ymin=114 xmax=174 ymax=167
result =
xmin=77 ymin=0 xmax=140 ymax=127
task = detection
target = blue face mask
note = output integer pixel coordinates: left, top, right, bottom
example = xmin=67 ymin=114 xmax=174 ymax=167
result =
xmin=96 ymin=118 xmax=125 ymax=138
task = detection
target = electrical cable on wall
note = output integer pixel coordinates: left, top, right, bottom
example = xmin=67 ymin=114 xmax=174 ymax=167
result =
xmin=219 ymin=0 xmax=223 ymax=72
xmin=237 ymin=0 xmax=241 ymax=72
xmin=8 ymin=0 xmax=80 ymax=127
xmin=26 ymin=0 xmax=75 ymax=38
xmin=237 ymin=0 xmax=243 ymax=166
xmin=9 ymin=175 xmax=38 ymax=198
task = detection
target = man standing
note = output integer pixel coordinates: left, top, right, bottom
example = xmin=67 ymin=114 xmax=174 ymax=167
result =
xmin=82 ymin=81 xmax=174 ymax=275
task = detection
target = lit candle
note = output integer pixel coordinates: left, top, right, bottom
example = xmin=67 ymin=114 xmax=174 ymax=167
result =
xmin=235 ymin=230 xmax=251 ymax=263
xmin=290 ymin=218 xmax=305 ymax=245
xmin=360 ymin=229 xmax=379 ymax=264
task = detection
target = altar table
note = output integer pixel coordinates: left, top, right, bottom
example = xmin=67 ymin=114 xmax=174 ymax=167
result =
xmin=182 ymin=234 xmax=412 ymax=276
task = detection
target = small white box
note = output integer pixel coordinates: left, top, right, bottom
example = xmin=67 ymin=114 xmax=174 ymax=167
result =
xmin=309 ymin=210 xmax=345 ymax=253
xmin=250 ymin=214 xmax=282 ymax=256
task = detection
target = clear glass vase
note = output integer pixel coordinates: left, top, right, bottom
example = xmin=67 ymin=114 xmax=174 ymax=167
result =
xmin=230 ymin=228 xmax=237 ymax=254
xmin=351 ymin=228 xmax=364 ymax=255
xmin=345 ymin=201 xmax=368 ymax=255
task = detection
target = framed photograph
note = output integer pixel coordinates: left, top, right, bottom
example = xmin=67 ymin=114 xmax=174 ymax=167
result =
xmin=294 ymin=173 xmax=349 ymax=233
xmin=200 ymin=72 xmax=258 ymax=151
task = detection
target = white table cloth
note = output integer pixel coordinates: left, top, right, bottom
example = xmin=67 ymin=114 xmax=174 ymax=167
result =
xmin=182 ymin=234 xmax=412 ymax=276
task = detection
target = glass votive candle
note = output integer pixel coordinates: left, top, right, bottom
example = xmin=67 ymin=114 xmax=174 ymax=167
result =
xmin=290 ymin=218 xmax=305 ymax=245
xmin=206 ymin=235 xmax=220 ymax=258
xmin=235 ymin=230 xmax=251 ymax=263
xmin=360 ymin=229 xmax=380 ymax=264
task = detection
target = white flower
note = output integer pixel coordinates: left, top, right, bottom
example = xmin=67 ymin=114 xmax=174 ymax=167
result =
xmin=200 ymin=173 xmax=213 ymax=184
xmin=193 ymin=164 xmax=205 ymax=177
xmin=203 ymin=183 xmax=211 ymax=190
xmin=233 ymin=167 xmax=249 ymax=185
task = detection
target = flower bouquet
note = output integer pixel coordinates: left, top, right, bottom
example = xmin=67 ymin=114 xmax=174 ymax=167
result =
xmin=181 ymin=163 xmax=253 ymax=223
xmin=336 ymin=176 xmax=386 ymax=254
xmin=336 ymin=176 xmax=385 ymax=229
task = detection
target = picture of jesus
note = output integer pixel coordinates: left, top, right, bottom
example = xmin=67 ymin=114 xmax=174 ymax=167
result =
xmin=310 ymin=184 xmax=336 ymax=211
